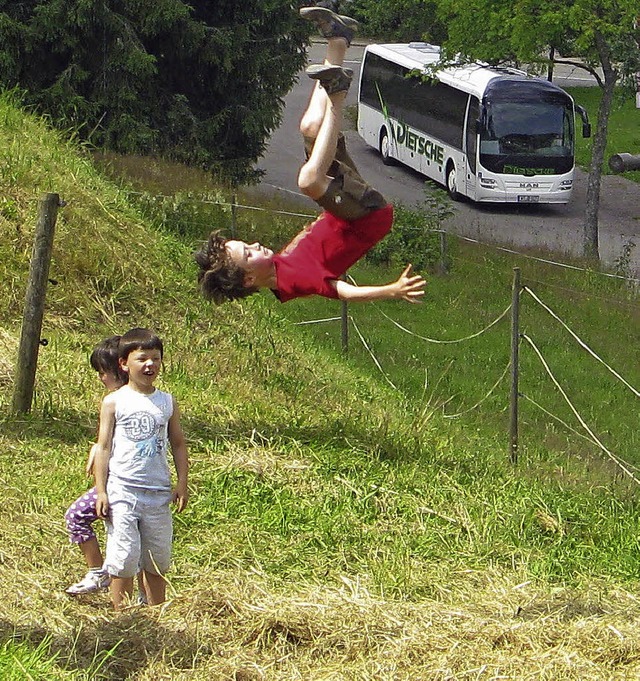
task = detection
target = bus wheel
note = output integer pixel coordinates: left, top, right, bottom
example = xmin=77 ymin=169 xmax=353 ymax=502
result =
xmin=446 ymin=163 xmax=461 ymax=201
xmin=379 ymin=129 xmax=394 ymax=166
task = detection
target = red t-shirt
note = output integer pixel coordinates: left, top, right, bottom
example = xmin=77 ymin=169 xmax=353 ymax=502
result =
xmin=272 ymin=204 xmax=393 ymax=302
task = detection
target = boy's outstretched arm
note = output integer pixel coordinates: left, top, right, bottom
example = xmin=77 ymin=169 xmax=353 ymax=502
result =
xmin=168 ymin=399 xmax=189 ymax=513
xmin=331 ymin=264 xmax=426 ymax=303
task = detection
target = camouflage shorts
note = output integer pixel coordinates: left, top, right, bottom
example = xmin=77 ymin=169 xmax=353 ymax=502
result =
xmin=303 ymin=134 xmax=386 ymax=221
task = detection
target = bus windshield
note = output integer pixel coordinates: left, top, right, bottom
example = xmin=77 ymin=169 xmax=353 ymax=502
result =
xmin=479 ymin=100 xmax=575 ymax=175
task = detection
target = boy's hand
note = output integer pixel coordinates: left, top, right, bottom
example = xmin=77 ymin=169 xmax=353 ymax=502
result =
xmin=95 ymin=492 xmax=109 ymax=518
xmin=172 ymin=484 xmax=189 ymax=513
xmin=395 ymin=264 xmax=426 ymax=302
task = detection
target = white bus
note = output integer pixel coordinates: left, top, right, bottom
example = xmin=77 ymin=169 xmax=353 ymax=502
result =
xmin=357 ymin=43 xmax=591 ymax=204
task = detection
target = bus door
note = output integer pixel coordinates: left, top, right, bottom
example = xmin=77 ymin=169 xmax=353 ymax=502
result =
xmin=464 ymin=97 xmax=480 ymax=199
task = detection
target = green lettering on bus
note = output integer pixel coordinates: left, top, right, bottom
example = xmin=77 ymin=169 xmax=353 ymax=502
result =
xmin=394 ymin=122 xmax=406 ymax=144
xmin=393 ymin=121 xmax=444 ymax=164
xmin=504 ymin=165 xmax=555 ymax=176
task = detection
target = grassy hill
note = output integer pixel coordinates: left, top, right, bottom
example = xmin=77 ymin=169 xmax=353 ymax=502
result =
xmin=1 ymin=89 xmax=640 ymax=680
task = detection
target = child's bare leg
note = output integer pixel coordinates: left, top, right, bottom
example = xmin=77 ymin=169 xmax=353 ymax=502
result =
xmin=79 ymin=537 xmax=103 ymax=568
xmin=110 ymin=576 xmax=134 ymax=610
xmin=143 ymin=571 xmax=166 ymax=605
xmin=300 ymin=38 xmax=348 ymax=143
xmin=298 ymin=90 xmax=346 ymax=200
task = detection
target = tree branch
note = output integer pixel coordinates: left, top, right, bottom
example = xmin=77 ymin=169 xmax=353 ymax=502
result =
xmin=552 ymin=59 xmax=603 ymax=87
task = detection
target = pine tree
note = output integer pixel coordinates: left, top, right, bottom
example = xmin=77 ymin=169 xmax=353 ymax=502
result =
xmin=0 ymin=0 xmax=309 ymax=184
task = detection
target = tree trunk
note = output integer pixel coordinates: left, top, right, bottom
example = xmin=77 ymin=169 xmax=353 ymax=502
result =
xmin=583 ymin=33 xmax=617 ymax=260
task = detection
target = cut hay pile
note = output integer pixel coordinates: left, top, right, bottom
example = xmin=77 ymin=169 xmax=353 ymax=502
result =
xmin=1 ymin=549 xmax=639 ymax=680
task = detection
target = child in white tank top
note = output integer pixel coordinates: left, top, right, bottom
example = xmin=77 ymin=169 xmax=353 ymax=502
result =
xmin=93 ymin=328 xmax=189 ymax=610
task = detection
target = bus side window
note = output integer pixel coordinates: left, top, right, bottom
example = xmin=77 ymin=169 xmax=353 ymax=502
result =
xmin=466 ymin=97 xmax=480 ymax=174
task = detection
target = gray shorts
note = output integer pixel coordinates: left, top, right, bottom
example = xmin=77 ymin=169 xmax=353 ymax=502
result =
xmin=304 ymin=134 xmax=386 ymax=221
xmin=104 ymin=482 xmax=173 ymax=578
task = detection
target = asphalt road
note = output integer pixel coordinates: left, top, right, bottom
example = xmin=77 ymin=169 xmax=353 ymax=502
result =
xmin=257 ymin=42 xmax=640 ymax=277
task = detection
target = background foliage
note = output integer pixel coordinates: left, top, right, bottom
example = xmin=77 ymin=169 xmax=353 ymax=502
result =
xmin=0 ymin=0 xmax=310 ymax=184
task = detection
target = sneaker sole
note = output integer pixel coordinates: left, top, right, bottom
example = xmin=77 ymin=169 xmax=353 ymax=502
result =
xmin=299 ymin=7 xmax=359 ymax=36
xmin=306 ymin=64 xmax=353 ymax=94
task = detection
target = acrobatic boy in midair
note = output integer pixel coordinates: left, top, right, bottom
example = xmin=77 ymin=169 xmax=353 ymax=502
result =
xmin=194 ymin=5 xmax=426 ymax=304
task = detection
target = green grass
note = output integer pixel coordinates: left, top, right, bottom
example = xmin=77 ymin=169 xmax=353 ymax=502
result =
xmin=1 ymin=88 xmax=640 ymax=679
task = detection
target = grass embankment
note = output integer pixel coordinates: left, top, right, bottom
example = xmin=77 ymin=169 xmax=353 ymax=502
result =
xmin=1 ymin=89 xmax=640 ymax=680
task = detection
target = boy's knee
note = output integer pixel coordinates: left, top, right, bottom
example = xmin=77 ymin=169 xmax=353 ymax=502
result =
xmin=298 ymin=165 xmax=331 ymax=202
xmin=300 ymin=115 xmax=321 ymax=140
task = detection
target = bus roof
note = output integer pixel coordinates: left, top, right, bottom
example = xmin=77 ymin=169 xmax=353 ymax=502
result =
xmin=364 ymin=43 xmax=567 ymax=100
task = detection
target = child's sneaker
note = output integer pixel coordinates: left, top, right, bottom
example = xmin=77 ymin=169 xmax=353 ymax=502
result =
xmin=299 ymin=6 xmax=359 ymax=46
xmin=306 ymin=64 xmax=353 ymax=95
xmin=65 ymin=569 xmax=111 ymax=595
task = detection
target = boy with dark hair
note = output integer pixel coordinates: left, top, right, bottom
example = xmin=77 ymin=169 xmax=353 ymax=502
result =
xmin=93 ymin=327 xmax=189 ymax=609
xmin=194 ymin=6 xmax=426 ymax=305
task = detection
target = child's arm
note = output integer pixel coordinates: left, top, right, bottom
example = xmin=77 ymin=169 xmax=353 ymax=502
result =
xmin=168 ymin=399 xmax=189 ymax=513
xmin=330 ymin=264 xmax=426 ymax=303
xmin=85 ymin=443 xmax=98 ymax=477
xmin=93 ymin=395 xmax=116 ymax=518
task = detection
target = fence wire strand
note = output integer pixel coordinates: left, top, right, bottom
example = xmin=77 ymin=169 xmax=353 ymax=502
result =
xmin=124 ymin=187 xmax=640 ymax=284
xmin=349 ymin=316 xmax=397 ymax=390
xmin=522 ymin=275 xmax=640 ymax=310
xmin=523 ymin=286 xmax=640 ymax=398
xmin=293 ymin=316 xmax=342 ymax=326
xmin=522 ymin=333 xmax=640 ymax=485
xmin=371 ymin=301 xmax=513 ymax=344
xmin=456 ymin=233 xmax=640 ymax=284
xmin=443 ymin=360 xmax=511 ymax=419
xmin=519 ymin=392 xmax=640 ymax=473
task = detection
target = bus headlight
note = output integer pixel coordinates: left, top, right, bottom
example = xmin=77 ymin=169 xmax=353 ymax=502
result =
xmin=559 ymin=180 xmax=573 ymax=190
xmin=480 ymin=178 xmax=497 ymax=189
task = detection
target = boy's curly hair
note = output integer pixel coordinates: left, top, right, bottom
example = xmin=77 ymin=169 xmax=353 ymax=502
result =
xmin=193 ymin=231 xmax=259 ymax=305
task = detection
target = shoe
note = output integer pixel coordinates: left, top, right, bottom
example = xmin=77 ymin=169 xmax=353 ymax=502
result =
xmin=299 ymin=7 xmax=359 ymax=46
xmin=65 ymin=569 xmax=111 ymax=595
xmin=306 ymin=64 xmax=354 ymax=95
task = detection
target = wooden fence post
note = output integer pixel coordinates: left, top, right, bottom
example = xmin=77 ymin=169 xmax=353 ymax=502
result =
xmin=12 ymin=193 xmax=60 ymax=413
xmin=509 ymin=267 xmax=521 ymax=464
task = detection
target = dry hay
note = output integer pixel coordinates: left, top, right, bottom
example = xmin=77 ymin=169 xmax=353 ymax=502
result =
xmin=1 ymin=552 xmax=640 ymax=681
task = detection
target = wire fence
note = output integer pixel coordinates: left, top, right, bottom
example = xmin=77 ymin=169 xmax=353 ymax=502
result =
xmin=122 ymin=187 xmax=640 ymax=285
xmin=107 ymin=188 xmax=640 ymax=481
xmin=341 ymin=270 xmax=639 ymax=484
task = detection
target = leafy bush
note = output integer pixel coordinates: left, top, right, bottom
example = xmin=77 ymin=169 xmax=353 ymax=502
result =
xmin=365 ymin=185 xmax=453 ymax=271
xmin=134 ymin=191 xmax=230 ymax=243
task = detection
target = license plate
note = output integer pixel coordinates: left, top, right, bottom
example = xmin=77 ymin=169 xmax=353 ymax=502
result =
xmin=518 ymin=195 xmax=539 ymax=203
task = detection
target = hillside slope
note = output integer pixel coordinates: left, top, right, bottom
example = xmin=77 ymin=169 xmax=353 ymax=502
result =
xmin=1 ymin=91 xmax=640 ymax=680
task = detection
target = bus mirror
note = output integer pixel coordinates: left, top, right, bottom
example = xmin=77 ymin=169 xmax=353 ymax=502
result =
xmin=575 ymin=105 xmax=591 ymax=138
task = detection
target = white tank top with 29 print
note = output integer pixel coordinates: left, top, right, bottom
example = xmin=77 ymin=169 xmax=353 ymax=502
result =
xmin=108 ymin=384 xmax=174 ymax=491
